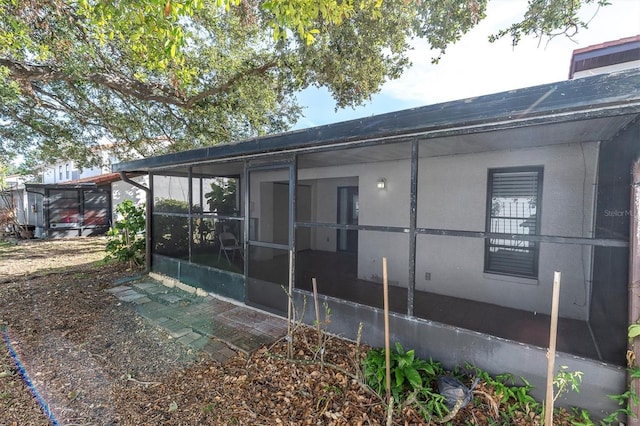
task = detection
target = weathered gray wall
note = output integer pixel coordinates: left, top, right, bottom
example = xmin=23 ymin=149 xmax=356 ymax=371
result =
xmin=293 ymin=289 xmax=625 ymax=416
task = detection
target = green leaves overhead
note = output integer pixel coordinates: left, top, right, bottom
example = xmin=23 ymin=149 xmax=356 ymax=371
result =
xmin=490 ymin=0 xmax=612 ymax=46
xmin=0 ymin=0 xmax=611 ymax=169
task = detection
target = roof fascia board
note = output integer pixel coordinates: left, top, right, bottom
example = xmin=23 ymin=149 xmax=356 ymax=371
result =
xmin=573 ymin=41 xmax=640 ymax=60
xmin=25 ymin=183 xmax=99 ymax=190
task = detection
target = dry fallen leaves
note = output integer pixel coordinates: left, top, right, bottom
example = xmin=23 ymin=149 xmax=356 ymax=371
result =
xmin=0 ymin=238 xmax=569 ymax=425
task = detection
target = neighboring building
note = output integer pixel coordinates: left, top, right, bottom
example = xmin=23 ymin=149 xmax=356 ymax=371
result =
xmin=569 ymin=34 xmax=640 ymax=79
xmin=0 ymin=174 xmax=36 ymax=237
xmin=26 ymin=177 xmax=114 ymax=239
xmin=114 ymin=68 xmax=640 ymax=415
xmin=24 ymin=172 xmax=148 ymax=239
xmin=21 ymin=147 xmax=146 ymax=239
xmin=41 ymin=149 xmax=118 ymax=185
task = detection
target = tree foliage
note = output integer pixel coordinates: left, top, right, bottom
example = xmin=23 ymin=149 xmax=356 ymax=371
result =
xmin=205 ymin=178 xmax=238 ymax=214
xmin=0 ymin=0 xmax=611 ymax=168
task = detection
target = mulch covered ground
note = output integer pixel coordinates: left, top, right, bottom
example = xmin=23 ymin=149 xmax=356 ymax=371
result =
xmin=0 ymin=238 xmax=582 ymax=425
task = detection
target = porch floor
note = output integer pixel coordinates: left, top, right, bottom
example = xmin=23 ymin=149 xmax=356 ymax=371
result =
xmin=290 ymin=250 xmax=621 ymax=365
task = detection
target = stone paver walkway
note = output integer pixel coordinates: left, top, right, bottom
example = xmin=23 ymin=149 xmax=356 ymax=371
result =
xmin=106 ymin=277 xmax=287 ymax=363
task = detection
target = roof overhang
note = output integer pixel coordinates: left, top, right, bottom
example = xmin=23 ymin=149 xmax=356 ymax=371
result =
xmin=113 ymin=68 xmax=640 ymax=174
xmin=26 ymin=182 xmax=99 ymax=191
xmin=63 ymin=172 xmax=122 ymax=186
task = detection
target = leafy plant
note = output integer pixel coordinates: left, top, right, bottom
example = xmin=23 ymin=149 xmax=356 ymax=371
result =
xmin=105 ymin=200 xmax=145 ymax=269
xmin=363 ymin=342 xmax=442 ymax=402
xmin=408 ymin=385 xmax=450 ymax=421
xmin=600 ymin=387 xmax=638 ymax=425
xmin=152 ymin=199 xmax=190 ymax=255
xmin=467 ymin=366 xmax=540 ymax=422
xmin=629 ymin=324 xmax=640 ymax=341
xmin=201 ymin=402 xmax=217 ymax=414
xmin=553 ymin=366 xmax=583 ymax=403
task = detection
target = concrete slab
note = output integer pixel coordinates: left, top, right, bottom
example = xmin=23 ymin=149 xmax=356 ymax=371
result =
xmin=154 ymin=317 xmax=171 ymax=325
xmin=132 ymin=296 xmax=152 ymax=305
xmin=190 ymin=336 xmax=211 ymax=350
xmin=206 ymin=299 xmax=235 ymax=314
xmin=158 ymin=294 xmax=185 ymax=304
xmin=141 ymin=284 xmax=168 ymax=295
xmin=136 ymin=301 xmax=169 ymax=320
xmin=203 ymin=323 xmax=237 ymax=340
xmin=202 ymin=341 xmax=237 ymax=364
xmin=229 ymin=334 xmax=266 ymax=353
xmin=217 ymin=318 xmax=253 ymax=332
xmin=117 ymin=290 xmax=147 ymax=303
xmin=160 ymin=319 xmax=187 ymax=332
xmin=177 ymin=331 xmax=202 ymax=346
xmin=253 ymin=321 xmax=287 ymax=337
xmin=114 ymin=275 xmax=289 ymax=363
xmin=105 ymin=285 xmax=131 ymax=294
xmin=133 ymin=281 xmax=161 ymax=291
xmin=169 ymin=327 xmax=193 ymax=339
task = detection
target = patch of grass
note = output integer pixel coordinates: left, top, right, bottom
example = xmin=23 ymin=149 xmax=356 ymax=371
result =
xmin=0 ymin=239 xmax=17 ymax=252
xmin=72 ymin=272 xmax=92 ymax=279
xmin=201 ymin=402 xmax=217 ymax=414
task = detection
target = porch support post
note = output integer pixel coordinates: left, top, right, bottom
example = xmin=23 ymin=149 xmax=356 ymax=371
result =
xmin=119 ymin=171 xmax=152 ymax=274
xmin=408 ymin=139 xmax=419 ymax=317
xmin=629 ymin=158 xmax=640 ymax=426
xmin=187 ymin=167 xmax=193 ymax=262
xmin=289 ymin=156 xmax=297 ymax=326
xmin=243 ymin=161 xmax=250 ymax=288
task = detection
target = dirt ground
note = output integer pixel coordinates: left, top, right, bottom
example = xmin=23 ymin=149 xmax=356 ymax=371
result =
xmin=0 ymin=238 xmax=584 ymax=425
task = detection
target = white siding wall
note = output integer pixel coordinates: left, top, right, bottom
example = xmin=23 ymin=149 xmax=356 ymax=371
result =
xmin=112 ymin=176 xmax=148 ymax=219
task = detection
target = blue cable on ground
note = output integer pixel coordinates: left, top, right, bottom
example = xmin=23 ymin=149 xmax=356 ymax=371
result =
xmin=2 ymin=327 xmax=60 ymax=426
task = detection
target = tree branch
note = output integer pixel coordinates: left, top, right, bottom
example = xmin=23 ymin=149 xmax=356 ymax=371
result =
xmin=1 ymin=58 xmax=279 ymax=109
xmin=185 ymin=60 xmax=278 ymax=107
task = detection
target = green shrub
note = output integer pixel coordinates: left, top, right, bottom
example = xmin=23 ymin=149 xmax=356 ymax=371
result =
xmin=105 ymin=200 xmax=145 ymax=268
xmin=152 ymin=199 xmax=190 ymax=255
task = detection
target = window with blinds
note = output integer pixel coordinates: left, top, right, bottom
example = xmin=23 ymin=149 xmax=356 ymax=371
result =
xmin=485 ymin=167 xmax=542 ymax=278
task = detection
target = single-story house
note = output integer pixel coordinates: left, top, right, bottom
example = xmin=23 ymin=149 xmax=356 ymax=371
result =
xmin=113 ymin=67 xmax=640 ymax=416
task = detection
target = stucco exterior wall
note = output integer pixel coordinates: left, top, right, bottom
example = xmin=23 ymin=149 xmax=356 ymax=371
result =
xmin=295 ymin=142 xmax=598 ymax=320
xmin=414 ymin=142 xmax=598 ymax=320
xmin=298 ymin=176 xmax=359 ymax=252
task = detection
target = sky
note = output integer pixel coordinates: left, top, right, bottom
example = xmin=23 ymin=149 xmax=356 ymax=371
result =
xmin=294 ymin=0 xmax=640 ymax=129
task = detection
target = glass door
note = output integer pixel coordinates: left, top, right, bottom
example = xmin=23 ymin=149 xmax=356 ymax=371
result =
xmin=337 ymin=186 xmax=359 ymax=253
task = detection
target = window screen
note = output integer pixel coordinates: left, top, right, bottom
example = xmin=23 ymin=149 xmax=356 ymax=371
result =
xmin=485 ymin=167 xmax=542 ymax=278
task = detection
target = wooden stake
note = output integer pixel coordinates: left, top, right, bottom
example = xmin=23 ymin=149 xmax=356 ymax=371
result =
xmin=383 ymin=257 xmax=391 ymax=401
xmin=545 ymin=271 xmax=561 ymax=425
xmin=312 ymin=278 xmax=321 ymax=345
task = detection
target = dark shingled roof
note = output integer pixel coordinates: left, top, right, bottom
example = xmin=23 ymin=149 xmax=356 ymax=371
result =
xmin=113 ymin=67 xmax=640 ymax=173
